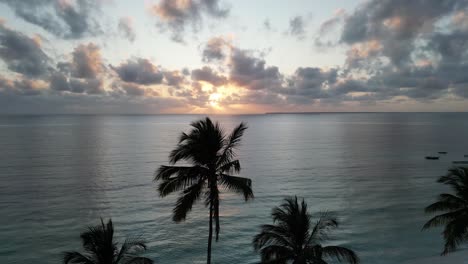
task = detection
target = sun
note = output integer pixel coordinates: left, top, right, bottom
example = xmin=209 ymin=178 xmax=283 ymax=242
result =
xmin=209 ymin=93 xmax=222 ymax=108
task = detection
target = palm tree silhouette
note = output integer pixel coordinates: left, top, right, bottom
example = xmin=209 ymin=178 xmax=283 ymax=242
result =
xmin=423 ymin=167 xmax=468 ymax=255
xmin=253 ymin=197 xmax=359 ymax=264
xmin=154 ymin=117 xmax=254 ymax=264
xmin=63 ymin=218 xmax=153 ymax=264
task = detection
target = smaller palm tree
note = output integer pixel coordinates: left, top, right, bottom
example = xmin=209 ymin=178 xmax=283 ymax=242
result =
xmin=423 ymin=167 xmax=468 ymax=255
xmin=63 ymin=218 xmax=153 ymax=264
xmin=253 ymin=196 xmax=359 ymax=264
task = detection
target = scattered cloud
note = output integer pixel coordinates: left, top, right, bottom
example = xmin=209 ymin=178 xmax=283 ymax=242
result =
xmin=191 ymin=66 xmax=227 ymax=86
xmin=49 ymin=72 xmax=104 ymax=94
xmin=201 ymin=36 xmax=231 ymax=62
xmin=118 ymin=17 xmax=136 ymax=42
xmin=228 ymin=48 xmax=283 ymax=90
xmin=164 ymin=70 xmax=187 ymax=88
xmin=0 ymin=23 xmax=50 ymax=77
xmin=150 ymin=0 xmax=230 ymax=43
xmin=263 ymin=19 xmax=275 ymax=32
xmin=111 ymin=58 xmax=164 ymax=85
xmin=287 ymin=16 xmax=307 ymax=40
xmin=0 ymin=75 xmax=46 ymax=95
xmin=319 ymin=9 xmax=346 ymax=35
xmin=69 ymin=43 xmax=104 ymax=79
xmin=0 ymin=0 xmax=103 ymax=39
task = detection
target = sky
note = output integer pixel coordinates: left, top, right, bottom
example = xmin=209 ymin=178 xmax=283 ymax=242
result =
xmin=0 ymin=0 xmax=467 ymax=114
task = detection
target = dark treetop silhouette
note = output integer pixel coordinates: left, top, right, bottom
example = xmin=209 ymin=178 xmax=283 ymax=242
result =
xmin=63 ymin=218 xmax=153 ymax=264
xmin=154 ymin=117 xmax=254 ymax=264
xmin=253 ymin=197 xmax=359 ymax=264
xmin=423 ymin=167 xmax=468 ymax=255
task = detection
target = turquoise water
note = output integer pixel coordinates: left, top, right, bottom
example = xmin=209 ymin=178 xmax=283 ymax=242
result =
xmin=1 ymin=113 xmax=468 ymax=264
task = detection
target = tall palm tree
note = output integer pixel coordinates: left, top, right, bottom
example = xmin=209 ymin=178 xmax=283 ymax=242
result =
xmin=423 ymin=167 xmax=468 ymax=255
xmin=253 ymin=197 xmax=359 ymax=264
xmin=63 ymin=218 xmax=153 ymax=264
xmin=154 ymin=117 xmax=254 ymax=264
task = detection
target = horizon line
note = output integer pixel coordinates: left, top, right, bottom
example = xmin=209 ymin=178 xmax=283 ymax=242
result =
xmin=0 ymin=111 xmax=467 ymax=116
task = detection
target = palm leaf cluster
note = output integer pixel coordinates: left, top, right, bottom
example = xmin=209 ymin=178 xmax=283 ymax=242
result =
xmin=423 ymin=167 xmax=468 ymax=255
xmin=253 ymin=196 xmax=359 ymax=264
xmin=155 ymin=117 xmax=254 ymax=237
xmin=63 ymin=219 xmax=153 ymax=264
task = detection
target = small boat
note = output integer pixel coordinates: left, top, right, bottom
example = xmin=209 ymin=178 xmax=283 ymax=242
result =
xmin=464 ymin=155 xmax=468 ymax=157
xmin=438 ymin=152 xmax=447 ymax=154
xmin=453 ymin=161 xmax=468 ymax=164
xmin=425 ymin=156 xmax=439 ymax=160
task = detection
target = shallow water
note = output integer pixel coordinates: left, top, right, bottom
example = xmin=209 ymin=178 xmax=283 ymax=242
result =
xmin=1 ymin=113 xmax=468 ymax=264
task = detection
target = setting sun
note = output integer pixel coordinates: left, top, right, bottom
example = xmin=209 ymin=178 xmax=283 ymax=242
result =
xmin=209 ymin=93 xmax=222 ymax=108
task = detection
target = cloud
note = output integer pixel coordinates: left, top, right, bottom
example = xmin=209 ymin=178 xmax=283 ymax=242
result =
xmin=111 ymin=58 xmax=164 ymax=85
xmin=319 ymin=9 xmax=346 ymax=35
xmin=109 ymin=82 xmax=160 ymax=97
xmin=150 ymin=0 xmax=229 ymax=42
xmin=277 ymin=67 xmax=339 ymax=103
xmin=0 ymin=23 xmax=50 ymax=77
xmin=118 ymin=17 xmax=136 ymax=42
xmin=263 ymin=18 xmax=276 ymax=32
xmin=49 ymin=72 xmax=104 ymax=94
xmin=164 ymin=70 xmax=186 ymax=88
xmin=120 ymin=83 xmax=146 ymax=96
xmin=228 ymin=48 xmax=283 ymax=90
xmin=191 ymin=66 xmax=227 ymax=86
xmin=301 ymin=0 xmax=468 ymax=104
xmin=287 ymin=16 xmax=306 ymax=40
xmin=0 ymin=0 xmax=102 ymax=39
xmin=0 ymin=75 xmax=46 ymax=95
xmin=341 ymin=0 xmax=468 ymax=66
xmin=69 ymin=43 xmax=104 ymax=79
xmin=202 ymin=36 xmax=231 ymax=62
xmin=345 ymin=40 xmax=383 ymax=69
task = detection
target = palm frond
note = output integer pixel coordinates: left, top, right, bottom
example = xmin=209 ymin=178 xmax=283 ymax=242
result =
xmin=79 ymin=218 xmax=115 ymax=257
xmin=115 ymin=239 xmax=148 ymax=263
xmin=438 ymin=168 xmax=468 ymax=194
xmin=424 ymin=193 xmax=466 ymax=213
xmin=169 ymin=118 xmax=225 ymax=165
xmin=270 ymin=197 xmax=311 ymax=248
xmin=259 ymin=245 xmax=294 ymax=264
xmin=442 ymin=214 xmax=468 ymax=255
xmin=309 ymin=212 xmax=338 ymax=243
xmin=219 ymin=174 xmax=254 ymax=201
xmin=225 ymin=122 xmax=247 ymax=150
xmin=64 ymin=219 xmax=152 ymax=264
xmin=253 ymin=225 xmax=293 ymax=251
xmin=321 ymin=245 xmax=359 ymax=264
xmin=63 ymin=252 xmax=94 ymax=264
xmin=173 ymin=180 xmax=205 ymax=222
xmin=218 ymin=160 xmax=241 ymax=174
xmin=271 ymin=197 xmax=305 ymax=224
xmin=217 ymin=122 xmax=247 ymax=167
xmin=156 ymin=166 xmax=207 ymax=197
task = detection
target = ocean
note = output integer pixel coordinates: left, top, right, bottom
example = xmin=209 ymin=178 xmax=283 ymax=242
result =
xmin=1 ymin=113 xmax=468 ymax=264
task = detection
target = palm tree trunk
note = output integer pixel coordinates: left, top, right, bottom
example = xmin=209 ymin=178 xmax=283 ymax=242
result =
xmin=207 ymin=203 xmax=213 ymax=264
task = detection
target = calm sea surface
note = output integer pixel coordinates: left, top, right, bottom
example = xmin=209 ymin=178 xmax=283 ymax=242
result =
xmin=1 ymin=113 xmax=468 ymax=264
